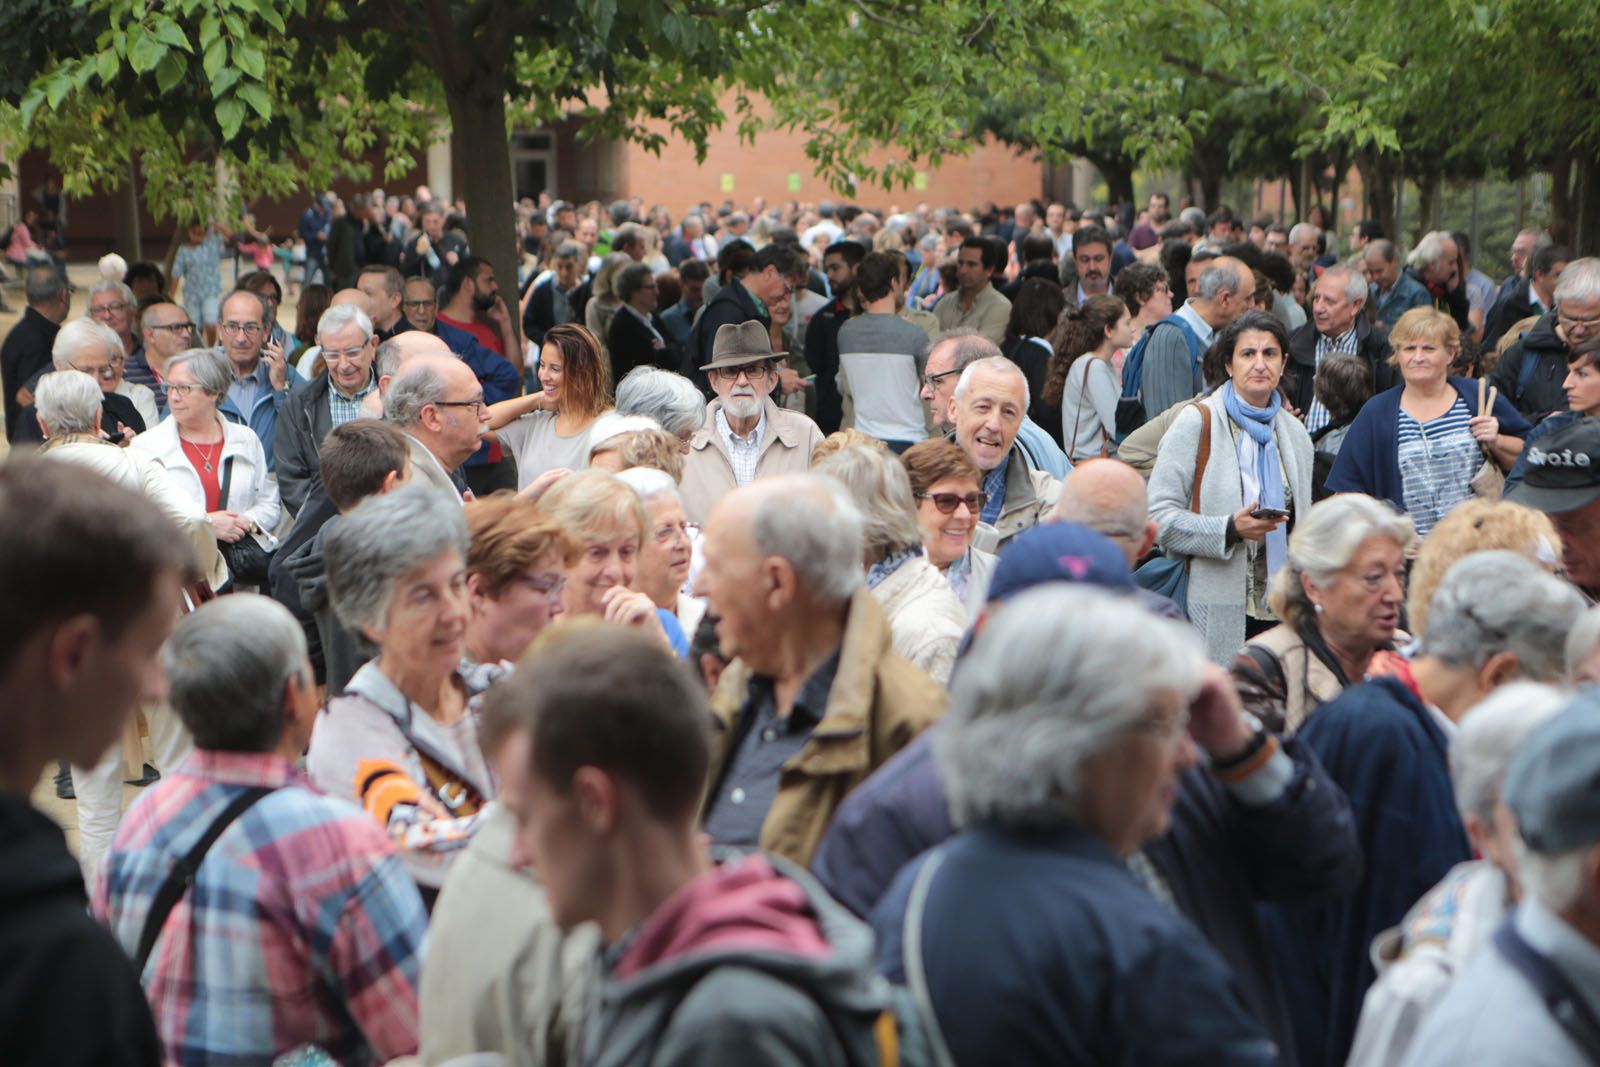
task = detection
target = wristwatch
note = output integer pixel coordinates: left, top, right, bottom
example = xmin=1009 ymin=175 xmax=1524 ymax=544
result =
xmin=1210 ymin=712 xmax=1267 ymax=773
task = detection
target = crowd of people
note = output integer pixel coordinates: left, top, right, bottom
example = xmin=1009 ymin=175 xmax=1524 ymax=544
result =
xmin=4 ymin=184 xmax=1600 ymax=1067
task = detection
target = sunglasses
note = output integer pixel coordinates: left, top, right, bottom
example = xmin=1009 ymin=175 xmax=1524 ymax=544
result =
xmin=917 ymin=491 xmax=987 ymax=515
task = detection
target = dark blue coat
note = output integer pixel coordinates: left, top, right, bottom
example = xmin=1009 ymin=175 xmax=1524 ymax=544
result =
xmin=815 ymin=726 xmax=1358 ymax=1066
xmin=1324 ymin=375 xmax=1531 ymax=509
xmin=871 ymin=823 xmax=1279 ymax=1067
xmin=1261 ymin=676 xmax=1473 ymax=1067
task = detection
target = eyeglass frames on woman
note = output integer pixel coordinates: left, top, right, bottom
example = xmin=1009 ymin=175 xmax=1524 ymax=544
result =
xmin=916 ymin=491 xmax=987 ymax=515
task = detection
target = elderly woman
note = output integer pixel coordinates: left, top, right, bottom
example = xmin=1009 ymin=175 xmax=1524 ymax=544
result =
xmin=1403 ymin=497 xmax=1562 ymax=639
xmin=1347 ymin=681 xmax=1571 ymax=1067
xmin=486 ymin=323 xmax=611 ymax=488
xmin=87 ymin=279 xmax=139 ymax=360
xmin=813 ymin=444 xmax=967 ymax=683
xmin=583 ymin=411 xmax=663 ymax=472
xmin=899 ymin=437 xmax=995 ymax=616
xmin=1232 ymin=494 xmax=1415 ymax=733
xmin=535 ymin=469 xmax=675 ymax=647
xmin=616 ymin=466 xmax=705 ymax=644
xmin=1149 ymin=309 xmax=1316 ymax=663
xmin=131 ymin=347 xmax=280 ymax=590
xmin=462 ymin=494 xmax=576 ymax=666
xmin=614 ymin=365 xmax=707 ymax=447
xmin=310 ymin=485 xmax=496 ymax=897
xmin=1263 ymin=552 xmax=1586 ymax=1067
xmin=1326 ymin=307 xmax=1530 ymax=536
xmin=589 ymin=427 xmax=686 ymax=482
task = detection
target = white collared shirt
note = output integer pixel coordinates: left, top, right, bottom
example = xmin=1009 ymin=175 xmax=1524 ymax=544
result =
xmin=1174 ymin=299 xmax=1217 ymax=348
xmin=715 ymin=404 xmax=767 ymax=485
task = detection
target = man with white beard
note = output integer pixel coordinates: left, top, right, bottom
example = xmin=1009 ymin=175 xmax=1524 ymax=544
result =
xmin=679 ymin=321 xmax=825 ymax=523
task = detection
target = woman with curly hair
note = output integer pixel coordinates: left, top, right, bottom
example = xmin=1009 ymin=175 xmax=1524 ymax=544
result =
xmin=1043 ymin=294 xmax=1136 ymax=462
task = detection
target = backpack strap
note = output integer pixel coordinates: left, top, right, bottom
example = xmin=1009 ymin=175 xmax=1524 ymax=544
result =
xmin=133 ymin=785 xmax=275 ymax=971
xmin=902 ymin=849 xmax=958 ymax=1067
xmin=1493 ymin=920 xmax=1600 ymax=1063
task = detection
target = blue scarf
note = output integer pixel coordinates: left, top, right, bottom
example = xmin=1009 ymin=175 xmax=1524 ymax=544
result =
xmin=1221 ymin=381 xmax=1288 ymax=580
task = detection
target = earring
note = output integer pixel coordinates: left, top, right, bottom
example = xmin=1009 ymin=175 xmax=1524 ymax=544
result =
xmin=1313 ymin=602 xmax=1325 ymax=615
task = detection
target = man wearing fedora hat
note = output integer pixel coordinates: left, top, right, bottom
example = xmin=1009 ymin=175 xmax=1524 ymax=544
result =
xmin=679 ymin=321 xmax=825 ymax=523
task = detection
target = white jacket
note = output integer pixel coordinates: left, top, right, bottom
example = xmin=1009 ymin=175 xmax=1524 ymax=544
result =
xmin=131 ymin=414 xmax=281 ymax=544
xmin=872 ymin=554 xmax=967 ymax=685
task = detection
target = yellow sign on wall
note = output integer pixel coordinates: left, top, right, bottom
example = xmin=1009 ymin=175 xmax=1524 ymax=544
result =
xmin=720 ymin=173 xmax=735 ymax=193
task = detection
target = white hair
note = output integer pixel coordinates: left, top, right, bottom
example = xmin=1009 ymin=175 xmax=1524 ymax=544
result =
xmin=1566 ymin=606 xmax=1600 ymax=679
xmin=316 ymin=302 xmax=374 ymax=344
xmin=165 ymin=347 xmax=232 ymax=398
xmin=1319 ymin=264 xmax=1368 ymax=306
xmin=1289 ymin=222 xmax=1320 ymax=245
xmin=1515 ymin=840 xmax=1594 ymax=913
xmin=614 ymin=366 xmax=707 ymax=437
xmin=384 ymin=360 xmax=450 ymax=427
xmin=1451 ymin=682 xmax=1569 ymax=826
xmin=952 ymin=354 xmax=1030 ymax=411
xmin=1196 ymin=261 xmax=1245 ymax=301
xmin=163 ymin=595 xmax=309 ymax=752
xmin=88 ymin=278 xmax=135 ymax=308
xmin=585 ymin=412 xmax=661 ymax=460
xmin=324 ymin=484 xmax=470 ymax=635
xmin=1269 ymin=495 xmax=1414 ymax=624
xmin=1421 ymin=551 xmax=1586 ymax=680
xmin=51 ymin=318 xmax=123 ymax=370
xmin=33 ymin=370 xmax=103 ymax=435
xmin=749 ymin=473 xmax=864 ymax=603
xmin=1408 ymin=230 xmax=1454 ymax=270
xmin=614 ymin=466 xmax=680 ymax=507
xmin=937 ymin=586 xmax=1206 ymax=830
xmin=1554 ymin=257 xmax=1600 ymax=307
xmin=812 ymin=444 xmax=924 ymax=559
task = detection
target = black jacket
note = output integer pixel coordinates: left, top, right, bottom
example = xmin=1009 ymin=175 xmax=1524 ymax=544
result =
xmin=1 ymin=307 xmax=60 ymax=441
xmin=1283 ymin=316 xmax=1397 ymax=416
xmin=1481 ymin=275 xmax=1542 ymax=351
xmin=1405 ymin=267 xmax=1471 ymax=332
xmin=267 ymin=485 xmax=340 ymax=683
xmin=804 ymin=297 xmax=852 ymax=434
xmin=607 ymin=305 xmax=676 ymax=385
xmin=1490 ymin=310 xmax=1570 ymax=422
xmin=521 ymin=274 xmax=583 ymax=347
xmin=0 ymin=793 xmax=161 ymax=1066
xmin=273 ymin=374 xmax=339 ymax=517
xmin=686 ymin=277 xmax=769 ymax=393
xmin=1000 ymin=260 xmax=1061 ymax=302
xmin=283 ymin=512 xmax=374 ymax=695
xmin=13 ymin=375 xmax=145 ymax=446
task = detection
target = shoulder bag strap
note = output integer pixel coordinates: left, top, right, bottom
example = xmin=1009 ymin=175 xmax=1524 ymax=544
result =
xmin=217 ymin=453 xmax=235 ymax=512
xmin=133 ymin=785 xmax=275 ymax=971
xmin=902 ymin=848 xmax=958 ymax=1067
xmin=1493 ymin=921 xmax=1600 ymax=1064
xmin=1189 ymin=401 xmax=1212 ymax=514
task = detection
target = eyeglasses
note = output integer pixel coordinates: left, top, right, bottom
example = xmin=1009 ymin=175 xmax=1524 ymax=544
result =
xmin=219 ymin=321 xmax=263 ymax=336
xmin=515 ymin=574 xmax=566 ymax=603
xmin=1557 ymin=308 xmax=1600 ymax=333
xmin=652 ymin=520 xmax=694 ymax=544
xmin=73 ymin=362 xmax=117 ymax=381
xmin=89 ymin=302 xmax=129 ymax=318
xmin=709 ymin=363 xmax=775 ymax=383
xmin=323 ymin=346 xmax=370 ymax=363
xmin=148 ymin=321 xmax=195 ymax=334
xmin=166 ymin=383 xmax=205 ymax=397
xmin=917 ymin=491 xmax=987 ymax=515
xmin=920 ymin=368 xmax=960 ymax=390
xmin=402 ymin=299 xmax=437 ymax=311
xmin=434 ymin=397 xmax=488 ymax=412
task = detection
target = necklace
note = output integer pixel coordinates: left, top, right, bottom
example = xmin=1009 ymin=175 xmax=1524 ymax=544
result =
xmin=184 ymin=437 xmax=222 ymax=472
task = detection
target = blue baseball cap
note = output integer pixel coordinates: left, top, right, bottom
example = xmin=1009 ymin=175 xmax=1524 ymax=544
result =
xmin=986 ymin=522 xmax=1133 ymax=603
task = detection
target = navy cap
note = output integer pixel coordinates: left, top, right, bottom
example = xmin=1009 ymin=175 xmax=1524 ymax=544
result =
xmin=1503 ymin=693 xmax=1600 ymax=853
xmin=1505 ymin=416 xmax=1600 ymax=515
xmin=986 ymin=522 xmax=1133 ymax=603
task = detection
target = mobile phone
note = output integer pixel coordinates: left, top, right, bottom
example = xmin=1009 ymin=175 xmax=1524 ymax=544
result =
xmin=1250 ymin=507 xmax=1290 ymax=521
xmin=105 ymin=429 xmax=126 ymax=445
xmin=802 ymin=374 xmax=816 ymax=383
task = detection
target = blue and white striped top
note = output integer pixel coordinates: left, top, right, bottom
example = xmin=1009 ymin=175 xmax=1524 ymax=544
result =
xmin=1396 ymin=396 xmax=1478 ymax=536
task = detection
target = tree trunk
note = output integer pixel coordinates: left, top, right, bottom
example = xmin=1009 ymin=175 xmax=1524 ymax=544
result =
xmin=1552 ymin=147 xmax=1575 ymax=228
xmin=1576 ymin=154 xmax=1600 ymax=257
xmin=1089 ymin=156 xmax=1135 ymax=211
xmin=113 ymin=156 xmax=142 ymax=261
xmin=443 ymin=72 xmax=524 ymax=356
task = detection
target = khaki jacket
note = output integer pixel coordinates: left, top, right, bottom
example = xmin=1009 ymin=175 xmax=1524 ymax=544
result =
xmin=971 ymin=448 xmax=1060 ymax=553
xmin=679 ymin=396 xmax=825 ymax=523
xmin=706 ymin=588 xmax=946 ymax=866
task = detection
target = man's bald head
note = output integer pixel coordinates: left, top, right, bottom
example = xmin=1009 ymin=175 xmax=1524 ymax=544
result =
xmin=375 ymin=330 xmax=453 ymax=386
xmin=1054 ymin=459 xmax=1156 ymax=568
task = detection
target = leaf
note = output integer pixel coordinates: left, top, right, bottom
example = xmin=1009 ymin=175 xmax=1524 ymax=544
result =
xmin=155 ymin=50 xmax=185 ymax=93
xmin=151 ymin=16 xmax=191 ymax=52
xmin=216 ymin=96 xmax=245 ymax=140
xmin=19 ymin=86 xmax=45 ymax=129
xmin=235 ymin=43 xmax=265 ymax=79
xmin=128 ymin=33 xmax=166 ymax=74
xmin=96 ymin=48 xmax=122 ymax=87
xmin=238 ymin=81 xmax=271 ymax=119
xmin=203 ymin=36 xmax=227 ymax=81
xmin=213 ymin=67 xmax=241 ymax=94
xmin=44 ymin=71 xmax=71 ymax=109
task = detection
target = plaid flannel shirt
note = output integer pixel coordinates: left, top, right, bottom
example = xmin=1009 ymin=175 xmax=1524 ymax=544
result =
xmin=93 ymin=749 xmax=426 ymax=1066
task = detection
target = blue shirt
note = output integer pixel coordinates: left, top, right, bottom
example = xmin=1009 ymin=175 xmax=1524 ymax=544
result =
xmin=980 ymin=461 xmax=1008 ymax=525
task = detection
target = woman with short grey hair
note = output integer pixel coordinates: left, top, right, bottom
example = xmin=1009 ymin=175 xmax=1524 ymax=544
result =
xmin=813 ymin=445 xmax=967 ymax=683
xmin=616 ymin=466 xmax=705 ymax=642
xmin=34 ymin=368 xmax=104 ymax=436
xmin=308 ymin=484 xmax=495 ymax=896
xmin=614 ymin=365 xmax=707 ymax=441
xmin=1266 ymin=550 xmax=1587 ymax=1067
xmin=1234 ymin=494 xmax=1415 ymax=732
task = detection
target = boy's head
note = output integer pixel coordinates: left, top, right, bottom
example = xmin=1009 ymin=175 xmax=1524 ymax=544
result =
xmin=318 ymin=418 xmax=412 ymax=512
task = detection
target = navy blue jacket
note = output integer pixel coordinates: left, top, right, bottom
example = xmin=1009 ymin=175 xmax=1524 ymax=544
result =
xmin=1323 ymin=375 xmax=1531 ymax=509
xmin=1503 ymin=409 xmax=1582 ymax=495
xmin=815 ymin=725 xmax=1358 ymax=1066
xmin=1261 ymin=676 xmax=1473 ymax=1067
xmin=872 ymin=824 xmax=1278 ymax=1067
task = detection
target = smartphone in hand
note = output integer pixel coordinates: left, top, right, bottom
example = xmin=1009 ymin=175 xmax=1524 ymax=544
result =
xmin=1250 ymin=507 xmax=1290 ymax=521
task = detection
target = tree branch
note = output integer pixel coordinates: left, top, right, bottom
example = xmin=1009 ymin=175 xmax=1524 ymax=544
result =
xmin=1160 ymin=52 xmax=1250 ymax=89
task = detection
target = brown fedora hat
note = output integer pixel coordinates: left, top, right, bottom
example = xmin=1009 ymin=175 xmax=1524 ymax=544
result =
xmin=700 ymin=320 xmax=787 ymax=371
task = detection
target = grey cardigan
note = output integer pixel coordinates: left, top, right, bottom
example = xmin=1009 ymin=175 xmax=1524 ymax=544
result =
xmin=1148 ymin=393 xmax=1314 ymax=664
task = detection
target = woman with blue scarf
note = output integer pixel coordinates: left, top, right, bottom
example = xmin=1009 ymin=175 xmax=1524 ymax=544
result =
xmin=1149 ymin=310 xmax=1315 ymax=664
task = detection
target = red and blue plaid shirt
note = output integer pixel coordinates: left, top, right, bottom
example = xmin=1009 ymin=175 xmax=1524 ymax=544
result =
xmin=93 ymin=749 xmax=427 ymax=1066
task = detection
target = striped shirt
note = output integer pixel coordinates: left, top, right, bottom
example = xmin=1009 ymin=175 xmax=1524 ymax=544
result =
xmin=93 ymin=750 xmax=426 ymax=1067
xmin=1307 ymin=327 xmax=1360 ymax=433
xmin=1396 ymin=396 xmax=1478 ymax=536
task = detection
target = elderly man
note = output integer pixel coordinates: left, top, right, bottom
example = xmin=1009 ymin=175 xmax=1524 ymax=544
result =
xmin=93 ymin=596 xmax=427 ymax=1066
xmin=1289 ymin=222 xmax=1322 ymax=278
xmin=1503 ymin=227 xmax=1548 ymax=289
xmin=13 ymin=318 xmax=148 ymax=447
xmin=87 ymin=280 xmax=141 ymax=364
xmin=949 ymin=355 xmax=1061 ymax=548
xmin=397 ymin=202 xmax=466 ymax=290
xmin=686 ymin=242 xmax=797 ymax=388
xmin=869 ymin=585 xmax=1283 ymax=1066
xmin=934 ymin=236 xmax=1011 ymax=344
xmin=358 ymin=264 xmax=412 ymax=342
xmin=1133 ymin=257 xmax=1249 ymax=424
xmin=1506 ymin=418 xmax=1600 ymax=601
xmin=2 ymin=265 xmax=70 ymax=441
xmin=922 ymin=333 xmax=1068 ymax=481
xmin=1055 ymin=458 xmax=1186 ymax=621
xmin=679 ymin=322 xmax=824 ymax=523
xmin=217 ymin=288 xmax=302 ymax=470
xmin=1406 ymin=231 xmax=1472 ymax=331
xmin=125 ymin=300 xmax=197 ymax=416
xmin=1398 ymin=697 xmax=1600 ymax=1067
xmin=1265 ymin=552 xmax=1585 ymax=1067
xmin=1286 ymin=264 xmax=1397 ymax=428
xmin=1491 ymin=258 xmax=1600 ymax=422
xmin=1484 ymin=243 xmax=1571 ymax=350
xmin=383 ymin=353 xmax=490 ymax=503
xmin=697 ymin=473 xmax=944 ymax=865
xmin=1364 ymin=240 xmax=1432 ymax=331
xmin=274 ymin=305 xmax=378 ymax=516
xmin=0 ymin=460 xmax=197 ymax=1065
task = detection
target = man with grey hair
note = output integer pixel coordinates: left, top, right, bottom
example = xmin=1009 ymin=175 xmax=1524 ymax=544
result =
xmin=217 ymin=287 xmax=302 ymax=470
xmin=1398 ymin=692 xmax=1600 ymax=1066
xmin=1286 ymin=263 xmax=1396 ymax=427
xmin=1137 ymin=256 xmax=1249 ymax=421
xmin=869 ymin=585 xmax=1280 ymax=1065
xmin=918 ymin=329 xmax=1068 ymax=477
xmin=1266 ymin=551 xmax=1587 ymax=1067
xmin=92 ymin=595 xmax=427 ymax=1066
xmin=1492 ymin=257 xmax=1600 ymax=421
xmin=696 ymin=472 xmax=944 ymax=865
xmin=274 ymin=304 xmax=378 ymax=516
xmin=950 ymin=355 xmax=1061 ymax=548
xmin=13 ymin=317 xmax=147 ymax=448
xmin=2 ymin=264 xmax=71 ymax=440
xmin=1288 ymin=221 xmax=1321 ymax=279
xmin=1364 ymin=239 xmax=1433 ymax=330
xmin=384 ymin=353 xmax=488 ymax=503
xmin=1405 ymin=230 xmax=1471 ymax=331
